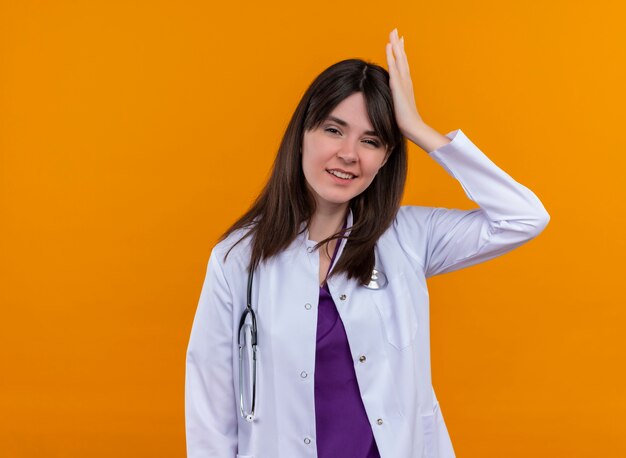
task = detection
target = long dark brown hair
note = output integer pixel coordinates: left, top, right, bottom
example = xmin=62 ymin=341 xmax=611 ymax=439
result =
xmin=219 ymin=58 xmax=408 ymax=285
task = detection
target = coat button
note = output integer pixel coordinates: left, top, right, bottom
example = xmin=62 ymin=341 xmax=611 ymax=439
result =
xmin=339 ymin=294 xmax=347 ymax=300
xmin=304 ymin=437 xmax=312 ymax=444
xmin=304 ymin=303 xmax=312 ymax=310
xmin=300 ymin=371 xmax=308 ymax=378
xmin=359 ymin=355 xmax=366 ymax=363
xmin=376 ymin=418 xmax=383 ymax=425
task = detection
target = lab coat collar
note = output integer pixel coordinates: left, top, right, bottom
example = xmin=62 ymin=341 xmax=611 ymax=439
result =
xmin=301 ymin=207 xmax=354 ymax=251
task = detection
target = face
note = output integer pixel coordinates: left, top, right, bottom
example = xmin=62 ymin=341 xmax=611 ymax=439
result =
xmin=301 ymin=92 xmax=389 ymax=213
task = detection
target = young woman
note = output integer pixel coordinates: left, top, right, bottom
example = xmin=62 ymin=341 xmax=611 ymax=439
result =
xmin=185 ymin=28 xmax=550 ymax=458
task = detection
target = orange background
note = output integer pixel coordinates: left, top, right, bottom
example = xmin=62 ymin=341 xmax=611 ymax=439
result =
xmin=1 ymin=1 xmax=624 ymax=456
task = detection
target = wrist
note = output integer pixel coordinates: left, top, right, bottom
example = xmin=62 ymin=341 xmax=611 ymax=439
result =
xmin=405 ymin=121 xmax=451 ymax=153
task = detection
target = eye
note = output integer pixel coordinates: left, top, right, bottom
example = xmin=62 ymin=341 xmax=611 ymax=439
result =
xmin=324 ymin=126 xmax=381 ymax=148
xmin=364 ymin=139 xmax=381 ymax=147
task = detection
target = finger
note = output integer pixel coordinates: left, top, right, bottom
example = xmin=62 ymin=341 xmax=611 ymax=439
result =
xmin=386 ymin=42 xmax=397 ymax=75
xmin=389 ymin=29 xmax=404 ymax=60
xmin=388 ymin=30 xmax=403 ymax=62
xmin=391 ymin=33 xmax=409 ymax=76
xmin=386 ymin=43 xmax=400 ymax=87
xmin=400 ymin=36 xmax=411 ymax=75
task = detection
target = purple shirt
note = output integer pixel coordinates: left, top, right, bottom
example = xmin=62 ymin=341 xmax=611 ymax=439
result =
xmin=314 ymin=233 xmax=381 ymax=458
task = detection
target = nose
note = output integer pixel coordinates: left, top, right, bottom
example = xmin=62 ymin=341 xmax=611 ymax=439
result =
xmin=337 ymin=141 xmax=358 ymax=163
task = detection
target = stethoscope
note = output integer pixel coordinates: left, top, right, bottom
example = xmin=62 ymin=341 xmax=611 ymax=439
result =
xmin=238 ymin=266 xmax=258 ymax=422
xmin=238 ymin=261 xmax=388 ymax=422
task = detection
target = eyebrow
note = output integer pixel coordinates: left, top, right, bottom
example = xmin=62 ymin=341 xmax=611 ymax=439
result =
xmin=324 ymin=116 xmax=380 ymax=137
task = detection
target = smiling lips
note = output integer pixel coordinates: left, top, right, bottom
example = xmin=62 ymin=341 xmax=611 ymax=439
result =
xmin=327 ymin=168 xmax=357 ymax=180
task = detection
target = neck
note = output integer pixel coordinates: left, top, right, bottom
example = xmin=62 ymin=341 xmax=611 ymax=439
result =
xmin=307 ymin=203 xmax=348 ymax=243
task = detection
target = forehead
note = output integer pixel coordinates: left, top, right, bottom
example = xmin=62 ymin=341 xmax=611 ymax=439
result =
xmin=324 ymin=93 xmax=377 ymax=135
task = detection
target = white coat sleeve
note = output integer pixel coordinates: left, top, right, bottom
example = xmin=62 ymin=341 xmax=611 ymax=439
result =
xmin=185 ymin=249 xmax=238 ymax=457
xmin=396 ymin=129 xmax=550 ymax=279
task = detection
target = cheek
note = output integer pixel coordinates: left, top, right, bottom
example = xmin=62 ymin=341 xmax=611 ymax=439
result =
xmin=301 ymin=152 xmax=315 ymax=178
xmin=301 ymin=143 xmax=330 ymax=174
xmin=357 ymin=158 xmax=386 ymax=189
xmin=301 ymin=153 xmax=323 ymax=191
xmin=362 ymin=157 xmax=384 ymax=179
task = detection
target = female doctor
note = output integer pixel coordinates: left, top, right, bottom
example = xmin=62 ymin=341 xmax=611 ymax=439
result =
xmin=185 ymin=28 xmax=550 ymax=458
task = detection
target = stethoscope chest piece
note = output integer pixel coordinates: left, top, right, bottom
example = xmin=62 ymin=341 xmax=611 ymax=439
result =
xmin=364 ymin=268 xmax=388 ymax=290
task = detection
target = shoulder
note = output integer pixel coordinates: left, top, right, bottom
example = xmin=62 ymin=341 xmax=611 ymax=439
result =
xmin=377 ymin=205 xmax=437 ymax=270
xmin=391 ymin=205 xmax=435 ymax=233
xmin=209 ymin=225 xmax=254 ymax=276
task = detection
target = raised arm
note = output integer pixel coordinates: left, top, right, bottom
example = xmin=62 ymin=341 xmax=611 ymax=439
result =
xmin=386 ymin=28 xmax=549 ymax=278
xmin=395 ymin=128 xmax=550 ymax=278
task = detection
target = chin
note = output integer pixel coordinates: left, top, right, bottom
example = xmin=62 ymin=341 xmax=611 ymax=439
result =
xmin=320 ymin=196 xmax=354 ymax=207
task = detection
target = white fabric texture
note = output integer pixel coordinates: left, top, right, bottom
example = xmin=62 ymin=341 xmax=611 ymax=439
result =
xmin=185 ymin=129 xmax=550 ymax=457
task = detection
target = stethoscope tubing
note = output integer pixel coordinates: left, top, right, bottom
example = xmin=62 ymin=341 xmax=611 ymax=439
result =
xmin=238 ymin=267 xmax=258 ymax=422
